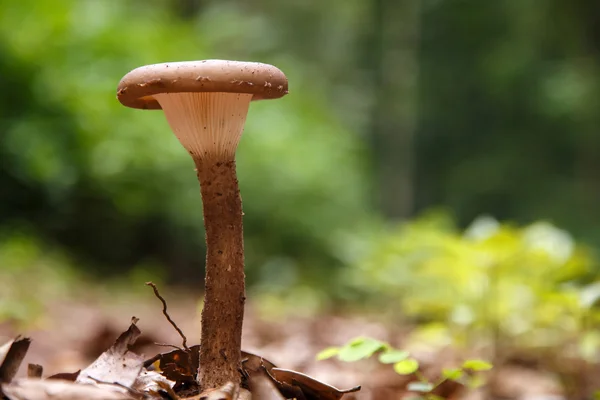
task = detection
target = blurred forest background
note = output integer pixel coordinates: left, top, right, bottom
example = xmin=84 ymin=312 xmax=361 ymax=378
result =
xmin=2 ymin=0 xmax=600 ymax=379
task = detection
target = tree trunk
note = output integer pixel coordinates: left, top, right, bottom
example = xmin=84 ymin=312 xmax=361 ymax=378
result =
xmin=368 ymin=0 xmax=421 ymax=219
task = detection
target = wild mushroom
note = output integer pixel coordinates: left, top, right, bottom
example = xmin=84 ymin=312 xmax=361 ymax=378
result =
xmin=116 ymin=60 xmax=288 ymax=389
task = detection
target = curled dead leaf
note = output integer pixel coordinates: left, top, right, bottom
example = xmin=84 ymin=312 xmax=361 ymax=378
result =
xmin=267 ymin=368 xmax=361 ymax=400
xmin=46 ymin=370 xmax=80 ymax=381
xmin=0 ymin=337 xmax=31 ymax=384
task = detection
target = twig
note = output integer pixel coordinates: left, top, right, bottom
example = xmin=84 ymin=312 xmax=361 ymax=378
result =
xmin=86 ymin=375 xmax=143 ymax=399
xmin=154 ymin=343 xmax=184 ymax=351
xmin=145 ymin=282 xmax=189 ymax=351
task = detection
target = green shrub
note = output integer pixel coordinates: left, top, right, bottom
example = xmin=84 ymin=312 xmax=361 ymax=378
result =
xmin=317 ymin=336 xmax=492 ymax=399
xmin=0 ymin=0 xmax=370 ymax=284
xmin=0 ymin=234 xmax=79 ymax=327
xmin=343 ymin=211 xmax=600 ymax=351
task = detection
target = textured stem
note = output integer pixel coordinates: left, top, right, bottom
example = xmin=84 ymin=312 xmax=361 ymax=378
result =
xmin=194 ymin=157 xmax=245 ymax=389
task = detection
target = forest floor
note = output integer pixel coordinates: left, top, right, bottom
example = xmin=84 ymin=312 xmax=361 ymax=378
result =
xmin=0 ymin=285 xmax=583 ymax=399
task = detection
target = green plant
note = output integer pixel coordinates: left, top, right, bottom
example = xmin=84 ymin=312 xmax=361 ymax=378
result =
xmin=317 ymin=336 xmax=492 ymax=399
xmin=0 ymin=0 xmax=371 ymax=286
xmin=342 ymin=211 xmax=600 ymax=353
xmin=0 ymin=234 xmax=81 ymax=327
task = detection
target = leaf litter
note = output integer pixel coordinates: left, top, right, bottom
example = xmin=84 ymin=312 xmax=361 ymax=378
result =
xmin=0 ymin=282 xmax=566 ymax=399
xmin=0 ymin=283 xmax=362 ymax=400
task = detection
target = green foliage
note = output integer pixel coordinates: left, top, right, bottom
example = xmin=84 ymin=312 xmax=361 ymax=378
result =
xmin=316 ymin=337 xmax=417 ymax=371
xmin=417 ymin=1 xmax=600 ymax=242
xmin=1 ymin=0 xmax=600 ymax=335
xmin=1 ymin=0 xmax=600 ymax=300
xmin=316 ymin=337 xmax=422 ymax=377
xmin=461 ymin=359 xmax=493 ymax=372
xmin=0 ymin=233 xmax=80 ymax=327
xmin=317 ymin=336 xmax=492 ymax=398
xmin=0 ymin=0 xmax=370 ymax=285
xmin=0 ymin=229 xmax=169 ymax=327
xmin=317 ymin=336 xmax=388 ymax=362
xmin=337 ymin=337 xmax=388 ymax=362
xmin=343 ymin=211 xmax=600 ymax=351
xmin=394 ymin=358 xmax=419 ymax=375
xmin=378 ymin=349 xmax=410 ymax=364
xmin=442 ymin=368 xmax=463 ymax=381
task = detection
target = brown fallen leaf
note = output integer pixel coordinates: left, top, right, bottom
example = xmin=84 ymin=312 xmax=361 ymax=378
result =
xmin=268 ymin=368 xmax=361 ymax=400
xmin=144 ymin=345 xmax=362 ymax=399
xmin=76 ymin=318 xmax=144 ymax=392
xmin=145 ymin=345 xmax=198 ymax=383
xmin=1 ymin=378 xmax=135 ymax=400
xmin=145 ymin=345 xmax=277 ymax=386
xmin=248 ymin=371 xmax=285 ymax=400
xmin=27 ymin=364 xmax=43 ymax=379
xmin=267 ymin=378 xmax=306 ymax=400
xmin=46 ymin=370 xmax=80 ymax=381
xmin=0 ymin=337 xmax=31 ymax=384
xmin=241 ymin=351 xmax=277 ymax=376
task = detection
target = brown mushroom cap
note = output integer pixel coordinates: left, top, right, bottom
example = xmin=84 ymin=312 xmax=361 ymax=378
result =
xmin=116 ymin=60 xmax=288 ymax=110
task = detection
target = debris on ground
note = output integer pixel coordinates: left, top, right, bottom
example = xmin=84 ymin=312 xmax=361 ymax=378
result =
xmin=0 ymin=285 xmax=576 ymax=400
xmin=0 ymin=318 xmax=362 ymax=400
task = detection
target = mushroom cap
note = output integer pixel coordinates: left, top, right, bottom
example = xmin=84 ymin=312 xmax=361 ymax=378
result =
xmin=116 ymin=60 xmax=288 ymax=110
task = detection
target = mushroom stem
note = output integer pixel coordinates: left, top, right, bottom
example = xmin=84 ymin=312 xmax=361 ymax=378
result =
xmin=194 ymin=156 xmax=245 ymax=388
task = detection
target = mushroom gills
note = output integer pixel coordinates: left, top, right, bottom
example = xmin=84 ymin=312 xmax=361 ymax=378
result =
xmin=154 ymin=92 xmax=252 ymax=160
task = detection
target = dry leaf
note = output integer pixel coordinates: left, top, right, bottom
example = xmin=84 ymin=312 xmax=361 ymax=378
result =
xmin=46 ymin=370 xmax=80 ymax=381
xmin=0 ymin=337 xmax=31 ymax=384
xmin=76 ymin=319 xmax=144 ymax=391
xmin=1 ymin=378 xmax=135 ymax=400
xmin=248 ymin=371 xmax=285 ymax=400
xmin=145 ymin=345 xmax=198 ymax=383
xmin=27 ymin=364 xmax=43 ymax=379
xmin=241 ymin=352 xmax=277 ymax=375
xmin=268 ymin=368 xmax=361 ymax=400
xmin=145 ymin=345 xmax=278 ymax=388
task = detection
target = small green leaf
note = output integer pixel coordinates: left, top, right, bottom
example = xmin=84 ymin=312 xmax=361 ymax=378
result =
xmin=407 ymin=382 xmax=434 ymax=392
xmin=393 ymin=358 xmax=419 ymax=375
xmin=378 ymin=350 xmax=409 ymax=364
xmin=442 ymin=368 xmax=463 ymax=381
xmin=316 ymin=347 xmax=340 ymax=361
xmin=593 ymin=391 xmax=600 ymax=400
xmin=462 ymin=359 xmax=493 ymax=371
xmin=338 ymin=337 xmax=386 ymax=362
xmin=466 ymin=374 xmax=486 ymax=389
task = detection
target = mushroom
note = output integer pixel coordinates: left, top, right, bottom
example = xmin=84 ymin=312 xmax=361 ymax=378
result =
xmin=116 ymin=60 xmax=288 ymax=389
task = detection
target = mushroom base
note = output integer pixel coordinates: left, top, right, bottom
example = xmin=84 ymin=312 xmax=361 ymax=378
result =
xmin=194 ymin=157 xmax=246 ymax=389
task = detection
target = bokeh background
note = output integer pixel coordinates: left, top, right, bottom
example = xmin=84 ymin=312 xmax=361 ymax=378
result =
xmin=2 ymin=0 xmax=600 ymax=397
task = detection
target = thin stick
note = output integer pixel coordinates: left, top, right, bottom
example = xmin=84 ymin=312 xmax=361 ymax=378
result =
xmin=154 ymin=343 xmax=184 ymax=351
xmin=86 ymin=375 xmax=143 ymax=399
xmin=145 ymin=282 xmax=189 ymax=351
